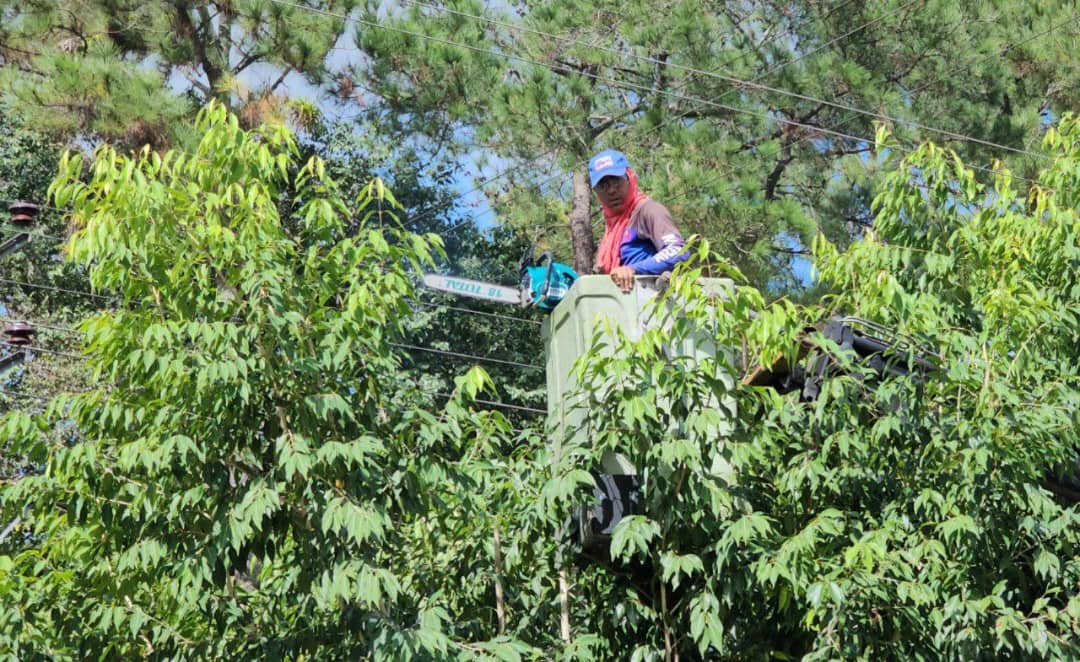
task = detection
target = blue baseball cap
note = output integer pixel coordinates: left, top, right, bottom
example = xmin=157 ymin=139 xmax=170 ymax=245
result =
xmin=588 ymin=149 xmax=630 ymax=187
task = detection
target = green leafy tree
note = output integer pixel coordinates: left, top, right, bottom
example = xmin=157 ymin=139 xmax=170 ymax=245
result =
xmin=544 ymin=118 xmax=1080 ymax=658
xmin=0 ymin=0 xmax=356 ymax=146
xmin=0 ymin=103 xmax=545 ymax=658
xmin=304 ymin=118 xmax=546 ymax=424
xmin=4 ymin=76 xmax=1080 ymax=662
xmin=8 ymin=1 xmax=1076 ymax=291
xmin=353 ymin=0 xmax=1080 ymax=287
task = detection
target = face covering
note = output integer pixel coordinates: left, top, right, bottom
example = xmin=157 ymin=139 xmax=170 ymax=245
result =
xmin=595 ymin=167 xmax=648 ymax=274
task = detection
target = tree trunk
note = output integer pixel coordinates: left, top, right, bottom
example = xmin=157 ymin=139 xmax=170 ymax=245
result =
xmin=493 ymin=522 xmax=507 ymax=635
xmin=559 ymin=566 xmax=572 ymax=643
xmin=569 ymin=170 xmax=595 ymax=275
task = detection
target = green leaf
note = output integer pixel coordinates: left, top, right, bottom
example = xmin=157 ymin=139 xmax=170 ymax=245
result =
xmin=610 ymin=516 xmax=661 ymax=562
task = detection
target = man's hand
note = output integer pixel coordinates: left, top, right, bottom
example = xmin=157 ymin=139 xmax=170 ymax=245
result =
xmin=610 ymin=265 xmax=635 ymax=293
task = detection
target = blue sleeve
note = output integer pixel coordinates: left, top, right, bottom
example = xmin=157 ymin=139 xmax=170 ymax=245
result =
xmin=625 ymin=201 xmax=689 ymax=274
xmin=627 ymin=243 xmax=690 ymax=274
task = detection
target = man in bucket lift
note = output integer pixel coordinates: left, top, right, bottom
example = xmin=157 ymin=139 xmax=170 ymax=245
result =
xmin=589 ymin=149 xmax=690 ymax=292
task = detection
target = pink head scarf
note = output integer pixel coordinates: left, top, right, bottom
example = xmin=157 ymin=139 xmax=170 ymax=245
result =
xmin=595 ymin=168 xmax=648 ymax=274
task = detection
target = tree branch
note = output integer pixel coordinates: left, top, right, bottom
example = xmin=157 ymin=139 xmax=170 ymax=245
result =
xmin=737 ymin=103 xmax=825 ymax=153
xmin=492 ymin=522 xmax=507 ymax=635
xmin=174 ymin=1 xmax=224 ymax=96
xmin=266 ymin=66 xmax=293 ymax=95
xmin=765 ymin=151 xmax=795 ymax=201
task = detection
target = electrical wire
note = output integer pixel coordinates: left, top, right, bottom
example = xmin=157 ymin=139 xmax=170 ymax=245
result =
xmin=6 ymin=4 xmax=1067 ymax=262
xmin=0 ymin=389 xmax=50 ymax=403
xmin=0 ymin=313 xmax=547 ymax=413
xmin=436 ymin=392 xmax=546 ymax=415
xmin=0 ymin=2 xmax=964 ymax=264
xmin=10 ymin=4 xmax=1066 ymax=298
xmin=0 ymin=340 xmax=84 ymax=361
xmin=389 ymin=342 xmax=542 ymax=371
xmin=434 ymin=0 xmax=901 ymax=247
xmin=443 ymin=3 xmax=1074 ymax=244
xmin=906 ymin=13 xmax=1080 ymax=98
xmin=386 ymin=1 xmax=812 ymax=234
xmin=397 ymin=0 xmax=1046 ymax=161
xmin=765 ymin=11 xmax=1080 ymax=201
xmin=0 ymin=277 xmax=117 ymax=302
xmin=749 ymin=0 xmax=921 ymax=83
xmin=0 ymin=223 xmax=66 ymax=243
xmin=3 ymin=4 xmax=1069 ymax=411
xmin=0 ymin=382 xmax=548 ymax=416
xmin=412 ymin=3 xmax=815 ymax=240
xmin=779 ymin=13 xmax=1080 ymax=179
xmin=708 ymin=0 xmax=863 ymax=83
xmin=0 ymin=313 xmax=544 ymax=374
xmin=266 ymin=0 xmax=1048 ymax=189
xmin=342 ymin=0 xmax=941 ymax=239
xmin=411 ymin=300 xmax=542 ymax=326
xmin=0 ymin=316 xmax=82 ymax=335
xmin=0 ymin=197 xmax=68 ymax=214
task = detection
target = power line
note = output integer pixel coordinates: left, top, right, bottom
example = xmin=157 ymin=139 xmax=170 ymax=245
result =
xmin=0 ymin=277 xmax=117 ymax=302
xmin=441 ymin=1 xmax=1062 ymax=246
xmin=0 ymin=312 xmax=544 ymax=374
xmin=498 ymin=1 xmax=896 ymax=242
xmin=0 ymin=223 xmax=66 ymax=243
xmin=708 ymin=0 xmax=864 ymax=82
xmin=334 ymin=0 xmax=931 ymax=241
xmin=14 ymin=5 xmax=1052 ymax=291
xmin=7 ymin=4 xmax=1064 ymax=271
xmin=389 ymin=342 xmax=542 ymax=371
xmin=0 ymin=2 xmax=926 ymax=264
xmin=770 ymin=11 xmax=1080 ymax=194
xmin=0 ymin=316 xmax=83 ymax=334
xmin=2 ymin=336 xmax=545 ymax=381
xmin=412 ymin=300 xmax=542 ymax=326
xmin=906 ymin=13 xmax=1080 ymax=98
xmin=419 ymin=11 xmax=802 ymax=240
xmin=751 ymin=0 xmax=920 ymax=82
xmin=396 ymin=0 xmax=1046 ymax=162
xmin=0 ymin=197 xmax=68 ymax=214
xmin=267 ymin=0 xmax=1047 ymax=189
xmin=0 ymin=390 xmax=50 ymax=404
xmin=625 ymin=12 xmax=868 ymax=223
xmin=0 ymin=340 xmax=84 ymax=361
xmin=395 ymin=6 xmax=769 ymax=236
xmin=436 ymin=392 xmax=546 ymax=415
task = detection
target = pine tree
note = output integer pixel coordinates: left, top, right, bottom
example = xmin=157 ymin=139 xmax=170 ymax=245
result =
xmin=351 ymin=0 xmax=1080 ymax=287
xmin=0 ymin=0 xmax=357 ymax=147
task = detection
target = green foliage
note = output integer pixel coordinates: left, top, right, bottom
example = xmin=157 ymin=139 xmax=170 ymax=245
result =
xmin=6 ymin=1 xmax=1077 ymax=291
xmin=0 ymin=0 xmax=355 ymax=146
xmin=354 ymin=0 xmax=1080 ymax=288
xmin=302 ymin=120 xmax=546 ymax=420
xmin=546 ymin=118 xmax=1080 ymax=658
xmin=4 ymin=102 xmax=1080 ymax=660
xmin=0 ymin=118 xmax=91 ymax=478
xmin=0 ymin=104 xmax=554 ymax=659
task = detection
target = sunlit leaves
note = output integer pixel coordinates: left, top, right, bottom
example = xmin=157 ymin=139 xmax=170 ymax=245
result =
xmin=0 ymin=103 xmax=549 ymax=659
xmin=609 ymin=516 xmax=660 ymax=563
xmin=558 ymin=119 xmax=1080 ymax=658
